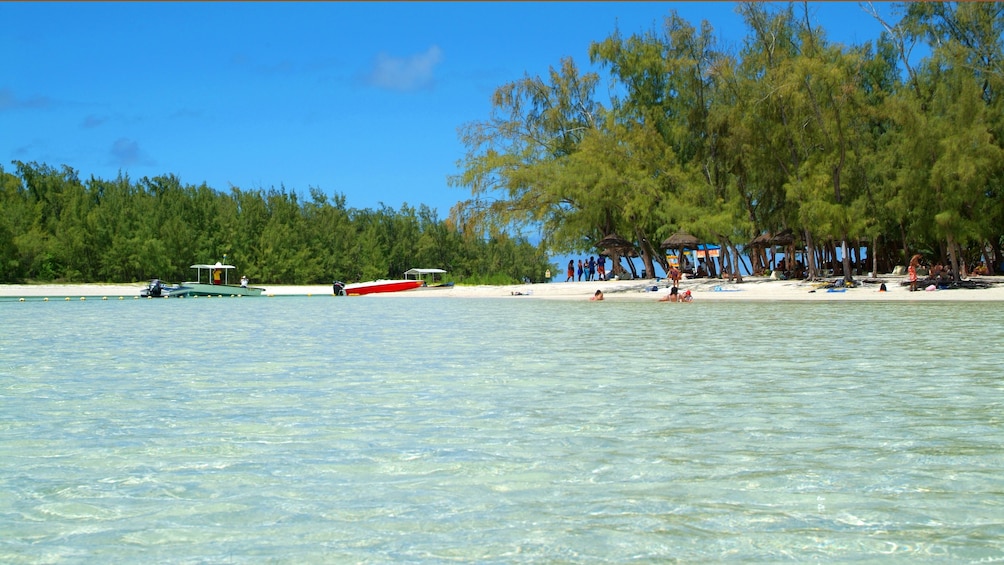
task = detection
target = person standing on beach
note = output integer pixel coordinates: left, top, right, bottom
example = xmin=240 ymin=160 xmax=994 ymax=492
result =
xmin=909 ymin=254 xmax=921 ymax=291
xmin=566 ymin=260 xmax=574 ymax=282
xmin=577 ymin=259 xmax=584 ymax=282
xmin=669 ymin=265 xmax=681 ymax=287
xmin=597 ymin=255 xmax=606 ymax=281
xmin=588 ymin=256 xmax=596 ymax=282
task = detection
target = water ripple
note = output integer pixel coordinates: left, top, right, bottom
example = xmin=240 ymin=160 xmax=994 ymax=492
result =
xmin=1 ymin=298 xmax=1002 ymax=562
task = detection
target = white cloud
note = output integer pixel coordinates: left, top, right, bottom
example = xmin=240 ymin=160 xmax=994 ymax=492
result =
xmin=0 ymin=87 xmax=54 ymax=111
xmin=109 ymin=137 xmax=155 ymax=167
xmin=82 ymin=115 xmax=106 ymax=129
xmin=365 ymin=45 xmax=443 ymax=92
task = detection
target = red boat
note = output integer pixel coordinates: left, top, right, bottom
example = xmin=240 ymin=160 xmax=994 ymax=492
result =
xmin=342 ymin=279 xmax=423 ymax=296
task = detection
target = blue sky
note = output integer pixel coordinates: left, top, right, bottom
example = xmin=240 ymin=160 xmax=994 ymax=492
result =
xmin=3 ymin=2 xmax=905 ymax=219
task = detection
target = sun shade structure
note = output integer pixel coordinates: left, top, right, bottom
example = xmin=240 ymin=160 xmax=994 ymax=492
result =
xmin=404 ymin=268 xmax=448 ymax=285
xmin=595 ymin=234 xmax=640 ymax=278
xmin=660 ymin=231 xmax=701 ymax=275
xmin=596 ymin=234 xmax=636 ymax=253
xmin=659 ymin=231 xmax=700 ymax=250
xmin=749 ymin=229 xmax=798 ymax=275
xmin=404 ymin=268 xmax=447 ymax=278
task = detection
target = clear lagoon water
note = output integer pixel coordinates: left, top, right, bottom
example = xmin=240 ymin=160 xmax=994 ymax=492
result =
xmin=1 ymin=296 xmax=1002 ymax=563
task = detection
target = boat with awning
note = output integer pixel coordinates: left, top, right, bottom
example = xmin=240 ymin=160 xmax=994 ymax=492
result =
xmin=141 ymin=262 xmax=263 ymax=297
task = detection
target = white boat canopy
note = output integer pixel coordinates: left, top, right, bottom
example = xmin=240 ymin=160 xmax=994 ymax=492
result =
xmin=404 ymin=268 xmax=447 ymax=277
xmin=191 ymin=262 xmax=236 ymax=270
xmin=189 ymin=262 xmax=237 ymax=284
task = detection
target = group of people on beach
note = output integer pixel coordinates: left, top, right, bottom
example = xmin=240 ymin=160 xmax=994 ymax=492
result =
xmin=909 ymin=254 xmax=962 ymax=291
xmin=659 ymin=286 xmax=692 ymax=302
xmin=590 ymin=286 xmax=693 ymax=302
xmin=567 ymin=256 xmax=606 ymax=282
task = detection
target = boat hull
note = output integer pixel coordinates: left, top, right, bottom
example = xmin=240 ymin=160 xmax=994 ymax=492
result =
xmin=344 ymin=279 xmax=423 ymax=295
xmin=170 ymin=283 xmax=264 ymax=297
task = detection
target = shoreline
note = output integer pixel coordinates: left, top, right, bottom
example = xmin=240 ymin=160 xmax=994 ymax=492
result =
xmin=2 ymin=275 xmax=1003 ymax=302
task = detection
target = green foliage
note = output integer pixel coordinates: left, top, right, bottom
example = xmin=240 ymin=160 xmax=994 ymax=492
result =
xmin=449 ymin=1 xmax=1004 ymax=276
xmin=7 ymin=4 xmax=1004 ymax=282
xmin=0 ymin=164 xmax=550 ymax=284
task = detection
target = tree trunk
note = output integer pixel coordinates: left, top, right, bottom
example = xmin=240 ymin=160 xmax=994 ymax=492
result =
xmin=804 ymin=230 xmax=818 ymax=280
xmin=841 ymin=235 xmax=854 ymax=283
xmin=730 ymin=242 xmax=744 ymax=282
xmin=614 ymin=255 xmax=638 ymax=279
xmin=899 ymin=223 xmax=909 ymax=265
xmin=702 ymin=246 xmax=717 ymax=278
xmin=718 ymin=237 xmax=731 ymax=278
xmin=871 ymin=235 xmax=879 ymax=278
xmin=947 ymin=234 xmax=961 ymax=283
xmin=635 ymin=228 xmax=656 ymax=279
xmin=991 ymin=238 xmax=1002 ymax=273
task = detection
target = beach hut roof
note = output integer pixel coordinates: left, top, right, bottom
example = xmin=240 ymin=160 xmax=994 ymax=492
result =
xmin=596 ymin=234 xmax=635 ymax=251
xmin=770 ymin=229 xmax=795 ymax=245
xmin=660 ymin=231 xmax=700 ymax=249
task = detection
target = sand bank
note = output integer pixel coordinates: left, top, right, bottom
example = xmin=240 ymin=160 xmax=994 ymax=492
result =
xmin=2 ymin=275 xmax=1002 ymax=302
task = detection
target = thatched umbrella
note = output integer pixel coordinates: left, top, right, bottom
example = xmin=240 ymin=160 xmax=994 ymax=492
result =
xmin=769 ymin=229 xmax=797 ymax=273
xmin=747 ymin=232 xmax=772 ymax=274
xmin=596 ymin=234 xmax=635 ymax=253
xmin=660 ymin=231 xmax=700 ymax=250
xmin=595 ymin=234 xmax=639 ymax=278
xmin=769 ymin=228 xmax=795 ymax=246
xmin=660 ymin=231 xmax=700 ymax=274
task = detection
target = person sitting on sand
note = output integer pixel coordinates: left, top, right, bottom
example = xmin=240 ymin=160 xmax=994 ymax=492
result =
xmin=879 ymin=283 xmax=887 ymax=292
xmin=590 ymin=289 xmax=604 ymax=301
xmin=659 ymin=286 xmax=680 ymax=302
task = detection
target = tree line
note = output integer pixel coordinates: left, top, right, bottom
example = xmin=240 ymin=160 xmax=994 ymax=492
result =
xmin=0 ymin=162 xmax=550 ymax=285
xmin=449 ymin=2 xmax=1004 ymax=282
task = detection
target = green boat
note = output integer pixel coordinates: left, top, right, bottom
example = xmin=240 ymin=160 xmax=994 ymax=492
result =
xmin=142 ymin=262 xmax=264 ymax=298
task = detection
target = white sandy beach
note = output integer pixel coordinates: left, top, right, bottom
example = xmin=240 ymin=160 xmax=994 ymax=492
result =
xmin=2 ymin=275 xmax=1002 ymax=302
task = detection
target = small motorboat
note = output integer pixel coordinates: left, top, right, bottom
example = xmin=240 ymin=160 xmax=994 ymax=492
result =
xmin=172 ymin=262 xmax=264 ymax=297
xmin=337 ymin=279 xmax=424 ymax=296
xmin=139 ymin=262 xmax=264 ymax=298
xmin=140 ymin=278 xmax=180 ymax=298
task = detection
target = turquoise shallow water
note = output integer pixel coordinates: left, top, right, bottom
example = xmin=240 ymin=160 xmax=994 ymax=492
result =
xmin=2 ymin=297 xmax=1003 ymax=563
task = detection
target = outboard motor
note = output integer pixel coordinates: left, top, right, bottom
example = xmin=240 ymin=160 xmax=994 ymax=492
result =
xmin=147 ymin=279 xmax=163 ymax=298
xmin=332 ymin=281 xmax=346 ymax=296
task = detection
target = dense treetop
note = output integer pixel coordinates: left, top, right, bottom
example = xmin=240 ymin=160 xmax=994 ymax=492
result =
xmin=5 ymin=3 xmax=1003 ymax=284
xmin=0 ymin=163 xmax=549 ymax=284
xmin=449 ymin=2 xmax=1004 ymax=281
